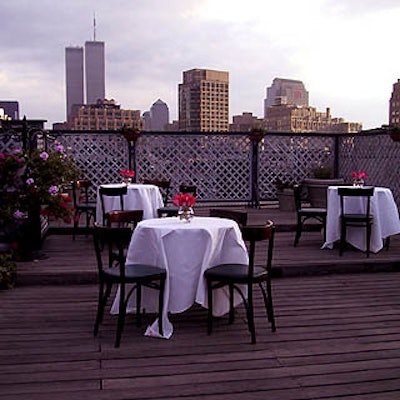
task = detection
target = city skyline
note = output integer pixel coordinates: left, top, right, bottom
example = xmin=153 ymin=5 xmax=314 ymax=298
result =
xmin=1 ymin=0 xmax=400 ymax=129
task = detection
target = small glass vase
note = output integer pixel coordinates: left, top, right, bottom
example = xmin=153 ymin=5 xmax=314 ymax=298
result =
xmin=178 ymin=206 xmax=194 ymax=222
xmin=353 ymin=179 xmax=364 ymax=187
xmin=122 ymin=177 xmax=132 ymax=185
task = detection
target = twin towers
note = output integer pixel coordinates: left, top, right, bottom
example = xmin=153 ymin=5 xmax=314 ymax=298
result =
xmin=65 ymin=40 xmax=105 ymax=121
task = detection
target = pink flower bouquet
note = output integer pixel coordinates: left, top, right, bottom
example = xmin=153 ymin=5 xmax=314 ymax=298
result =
xmin=172 ymin=193 xmax=197 ymax=207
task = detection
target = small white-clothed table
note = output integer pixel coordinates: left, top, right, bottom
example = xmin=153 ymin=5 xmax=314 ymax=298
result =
xmin=111 ymin=216 xmax=249 ymax=339
xmin=96 ymin=183 xmax=164 ymax=224
xmin=322 ymin=186 xmax=400 ymax=253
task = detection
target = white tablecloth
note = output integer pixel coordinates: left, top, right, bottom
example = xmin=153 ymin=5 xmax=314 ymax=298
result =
xmin=322 ymin=186 xmax=400 ymax=253
xmin=111 ymin=216 xmax=249 ymax=339
xmin=96 ymin=183 xmax=164 ymax=224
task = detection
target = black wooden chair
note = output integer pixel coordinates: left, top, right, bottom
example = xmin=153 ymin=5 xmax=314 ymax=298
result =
xmin=204 ymin=220 xmax=276 ymax=344
xmin=293 ymin=184 xmax=327 ymax=246
xmin=104 ymin=210 xmax=143 ymax=228
xmin=72 ymin=179 xmax=97 ymax=240
xmin=99 ymin=185 xmax=127 ymax=225
xmin=209 ymin=209 xmax=248 ymax=229
xmin=93 ymin=224 xmax=166 ymax=347
xmin=338 ymin=186 xmax=374 ymax=258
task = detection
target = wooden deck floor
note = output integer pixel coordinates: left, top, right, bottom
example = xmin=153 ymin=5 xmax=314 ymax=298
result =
xmin=1 ymin=206 xmax=400 ymax=399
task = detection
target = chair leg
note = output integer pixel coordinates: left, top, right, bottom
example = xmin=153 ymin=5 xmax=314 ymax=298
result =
xmin=72 ymin=211 xmax=80 ymax=241
xmin=115 ymin=284 xmax=126 ymax=348
xmin=246 ymin=286 xmax=256 ymax=344
xmin=94 ymin=281 xmax=111 ymax=336
xmin=339 ymin=221 xmax=346 ymax=256
xmin=266 ymin=279 xmax=276 ymax=332
xmin=293 ymin=216 xmax=302 ymax=246
xmin=207 ymin=280 xmax=213 ymax=335
xmin=366 ymin=224 xmax=372 ymax=258
xmin=322 ymin=217 xmax=327 ymax=243
xmin=158 ymin=278 xmax=165 ymax=337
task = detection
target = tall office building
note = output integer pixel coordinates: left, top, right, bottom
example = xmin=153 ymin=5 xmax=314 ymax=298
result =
xmin=179 ymin=68 xmax=229 ymax=132
xmin=150 ymin=99 xmax=169 ymax=131
xmin=264 ymin=78 xmax=308 ymax=117
xmin=85 ymin=41 xmax=105 ymax=105
xmin=65 ymin=40 xmax=105 ymax=121
xmin=65 ymin=46 xmax=84 ymax=119
xmin=389 ymin=79 xmax=400 ymax=126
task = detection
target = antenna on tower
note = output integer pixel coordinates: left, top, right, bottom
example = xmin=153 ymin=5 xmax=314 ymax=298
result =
xmin=93 ymin=12 xmax=96 ymax=41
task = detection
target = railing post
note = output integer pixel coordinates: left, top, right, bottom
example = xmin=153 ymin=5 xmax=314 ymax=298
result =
xmin=248 ymin=129 xmax=265 ymax=208
xmin=122 ymin=127 xmax=141 ymax=183
xmin=333 ymin=134 xmax=340 ymax=178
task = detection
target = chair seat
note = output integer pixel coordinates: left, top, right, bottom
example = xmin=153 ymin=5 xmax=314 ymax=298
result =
xmin=104 ymin=264 xmax=166 ymax=281
xmin=205 ymin=263 xmax=268 ymax=283
xmin=342 ymin=214 xmax=373 ymax=221
xmin=299 ymin=207 xmax=327 ymax=215
xmin=76 ymin=202 xmax=97 ymax=210
xmin=157 ymin=206 xmax=179 ymax=217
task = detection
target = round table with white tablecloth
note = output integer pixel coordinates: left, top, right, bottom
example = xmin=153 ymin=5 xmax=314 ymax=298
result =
xmin=96 ymin=183 xmax=164 ymax=224
xmin=322 ymin=186 xmax=400 ymax=253
xmin=111 ymin=216 xmax=249 ymax=339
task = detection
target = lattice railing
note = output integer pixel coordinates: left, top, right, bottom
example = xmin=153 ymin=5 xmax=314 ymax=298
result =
xmin=1 ymin=129 xmax=400 ymax=207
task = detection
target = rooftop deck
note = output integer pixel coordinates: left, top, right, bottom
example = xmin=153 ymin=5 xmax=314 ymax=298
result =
xmin=1 ymin=206 xmax=400 ymax=399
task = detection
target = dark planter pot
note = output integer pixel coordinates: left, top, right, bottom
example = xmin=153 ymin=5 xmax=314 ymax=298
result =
xmin=303 ymin=178 xmax=345 ymax=208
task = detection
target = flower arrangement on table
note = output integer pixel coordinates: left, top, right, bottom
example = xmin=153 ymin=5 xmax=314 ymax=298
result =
xmin=119 ymin=169 xmax=135 ymax=184
xmin=351 ymin=171 xmax=368 ymax=186
xmin=172 ymin=193 xmax=197 ymax=222
xmin=0 ymin=143 xmax=79 ymax=255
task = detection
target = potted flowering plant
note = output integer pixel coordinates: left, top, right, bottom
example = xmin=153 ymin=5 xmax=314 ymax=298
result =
xmin=0 ymin=143 xmax=79 ymax=259
xmin=172 ymin=193 xmax=197 ymax=222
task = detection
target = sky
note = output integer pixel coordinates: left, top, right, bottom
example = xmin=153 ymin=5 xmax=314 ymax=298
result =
xmin=1 ymin=0 xmax=400 ymax=130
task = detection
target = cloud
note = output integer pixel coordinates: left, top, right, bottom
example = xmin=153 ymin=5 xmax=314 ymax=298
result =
xmin=1 ymin=0 xmax=399 ymax=129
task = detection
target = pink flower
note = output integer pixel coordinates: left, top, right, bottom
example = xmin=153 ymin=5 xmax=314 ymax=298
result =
xmin=13 ymin=210 xmax=26 ymax=220
xmin=40 ymin=151 xmax=49 ymax=160
xmin=26 ymin=178 xmax=34 ymax=185
xmin=54 ymin=144 xmax=64 ymax=152
xmin=351 ymin=171 xmax=368 ymax=180
xmin=48 ymin=185 xmax=59 ymax=196
xmin=119 ymin=169 xmax=135 ymax=178
xmin=172 ymin=193 xmax=197 ymax=207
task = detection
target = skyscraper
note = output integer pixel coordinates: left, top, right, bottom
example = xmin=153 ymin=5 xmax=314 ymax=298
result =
xmin=389 ymin=79 xmax=400 ymax=126
xmin=150 ymin=99 xmax=169 ymax=131
xmin=65 ymin=46 xmax=84 ymax=119
xmin=65 ymin=39 xmax=105 ymax=121
xmin=264 ymin=78 xmax=308 ymax=117
xmin=179 ymin=68 xmax=229 ymax=132
xmin=85 ymin=40 xmax=105 ymax=105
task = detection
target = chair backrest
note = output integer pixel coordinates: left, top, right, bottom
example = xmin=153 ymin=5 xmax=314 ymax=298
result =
xmin=143 ymin=179 xmax=172 ymax=204
xmin=293 ymin=184 xmax=303 ymax=211
xmin=338 ymin=187 xmax=375 ymax=217
xmin=99 ymin=185 xmax=128 ymax=223
xmin=72 ymin=179 xmax=94 ymax=207
xmin=179 ymin=184 xmax=197 ymax=197
xmin=104 ymin=210 xmax=143 ymax=228
xmin=241 ymin=220 xmax=275 ymax=277
xmin=209 ymin=209 xmax=248 ymax=229
xmin=93 ymin=223 xmax=132 ymax=276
